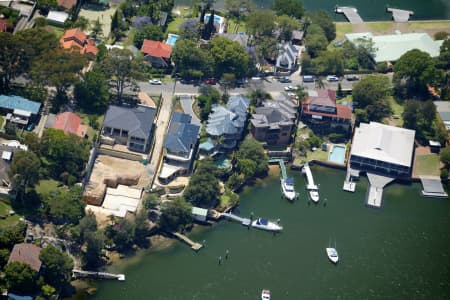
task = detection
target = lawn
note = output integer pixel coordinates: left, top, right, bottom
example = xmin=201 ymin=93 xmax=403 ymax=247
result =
xmin=0 ymin=198 xmax=22 ymax=227
xmin=415 ymin=154 xmax=441 ymax=176
xmin=0 ymin=115 xmax=4 ymax=129
xmin=366 ymin=22 xmax=394 ymax=34
xmin=36 ymin=179 xmax=61 ymax=197
xmin=167 ymin=16 xmax=186 ymax=34
xmin=79 ymin=113 xmax=103 ymax=141
xmin=387 ymin=96 xmax=404 ymax=127
xmin=46 ymin=25 xmax=65 ymax=39
xmin=335 ymin=22 xmax=353 ymax=41
xmin=79 ymin=5 xmax=117 ymax=37
xmin=407 ymin=20 xmax=450 ymax=32
xmin=227 ymin=19 xmax=246 ymax=33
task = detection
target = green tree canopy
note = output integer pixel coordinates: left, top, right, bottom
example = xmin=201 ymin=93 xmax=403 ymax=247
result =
xmin=183 ymin=158 xmax=220 ymax=207
xmin=172 ymin=39 xmax=214 ymax=80
xmin=8 ymin=150 xmax=41 ymax=190
xmin=74 ymin=67 xmax=110 ymax=113
xmin=306 ymin=11 xmax=336 ymax=42
xmin=440 ymin=147 xmax=450 ymax=165
xmin=273 ymin=0 xmax=304 ymax=19
xmin=209 ymin=36 xmax=250 ymax=78
xmin=276 ymin=15 xmax=300 ymax=42
xmin=158 ymin=197 xmax=193 ymax=232
xmin=246 ymin=10 xmax=276 ymax=38
xmin=43 ymin=185 xmax=85 ymax=225
xmin=403 ymin=100 xmax=445 ymax=144
xmin=235 ymin=137 xmax=268 ymax=178
xmin=39 ymin=245 xmax=74 ymax=289
xmin=304 ymin=24 xmax=328 ymax=58
xmin=437 ymin=39 xmax=450 ymax=70
xmin=4 ymin=262 xmax=37 ymax=294
xmin=393 ymin=49 xmax=443 ymax=99
xmin=133 ymin=25 xmax=164 ymax=48
xmin=225 ymin=0 xmax=254 ymax=19
xmin=352 ymin=75 xmax=391 ymax=123
xmin=83 ymin=231 xmax=104 ymax=268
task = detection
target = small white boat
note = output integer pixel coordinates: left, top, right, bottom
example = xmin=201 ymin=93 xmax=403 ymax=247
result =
xmin=252 ymin=218 xmax=283 ymax=232
xmin=261 ymin=289 xmax=271 ymax=300
xmin=281 ymin=177 xmax=297 ymax=201
xmin=303 ymin=163 xmax=320 ymax=203
xmin=326 ymin=247 xmax=339 ymax=264
xmin=309 ymin=189 xmax=319 ymax=203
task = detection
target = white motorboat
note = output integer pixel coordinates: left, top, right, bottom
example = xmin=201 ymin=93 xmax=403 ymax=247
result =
xmin=326 ymin=247 xmax=339 ymax=264
xmin=252 ymin=218 xmax=283 ymax=232
xmin=261 ymin=289 xmax=271 ymax=300
xmin=309 ymin=189 xmax=319 ymax=203
xmin=303 ymin=163 xmax=320 ymax=203
xmin=281 ymin=177 xmax=297 ymax=201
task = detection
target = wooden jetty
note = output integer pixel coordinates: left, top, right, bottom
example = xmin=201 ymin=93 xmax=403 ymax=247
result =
xmin=72 ymin=269 xmax=125 ymax=281
xmin=221 ymin=212 xmax=251 ymax=226
xmin=335 ymin=6 xmax=363 ymax=24
xmin=172 ymin=232 xmax=203 ymax=251
xmin=386 ymin=7 xmax=414 ymax=22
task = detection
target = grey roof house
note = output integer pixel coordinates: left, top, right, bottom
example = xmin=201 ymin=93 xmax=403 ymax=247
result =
xmin=216 ymin=32 xmax=249 ymax=47
xmin=206 ymin=95 xmax=250 ymax=150
xmin=251 ymin=96 xmax=298 ymax=145
xmin=101 ymin=105 xmax=156 ymax=153
xmin=159 ymin=112 xmax=200 ymax=183
xmin=276 ymin=43 xmax=299 ymax=72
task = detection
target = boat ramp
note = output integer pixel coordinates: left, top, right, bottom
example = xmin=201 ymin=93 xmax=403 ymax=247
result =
xmin=335 ymin=6 xmax=363 ymax=24
xmin=72 ymin=269 xmax=125 ymax=281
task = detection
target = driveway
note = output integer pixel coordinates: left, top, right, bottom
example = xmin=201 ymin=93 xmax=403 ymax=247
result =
xmin=178 ymin=95 xmax=201 ymax=125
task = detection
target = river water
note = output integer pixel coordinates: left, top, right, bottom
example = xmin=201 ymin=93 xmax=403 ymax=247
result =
xmin=83 ymin=166 xmax=450 ymax=300
xmin=175 ymin=0 xmax=450 ymax=20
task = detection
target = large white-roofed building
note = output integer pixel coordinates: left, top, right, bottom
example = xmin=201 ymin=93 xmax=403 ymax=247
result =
xmin=350 ymin=122 xmax=415 ymax=177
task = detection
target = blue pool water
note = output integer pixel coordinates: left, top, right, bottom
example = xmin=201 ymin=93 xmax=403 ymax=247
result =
xmin=328 ymin=145 xmax=346 ymax=164
xmin=166 ymin=34 xmax=180 ymax=46
xmin=214 ymin=156 xmax=231 ymax=169
xmin=205 ymin=15 xmax=223 ymax=23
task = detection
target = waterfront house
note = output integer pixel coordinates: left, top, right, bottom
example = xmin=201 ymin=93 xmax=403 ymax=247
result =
xmin=60 ymin=28 xmax=98 ymax=56
xmin=350 ymin=122 xmax=415 ymax=177
xmin=275 ymin=42 xmax=299 ymax=73
xmin=141 ymin=39 xmax=172 ymax=68
xmin=250 ymin=96 xmax=298 ymax=146
xmin=192 ymin=207 xmax=208 ymax=222
xmin=101 ymin=105 xmax=156 ymax=153
xmin=205 ymin=94 xmax=250 ymax=151
xmin=301 ymin=89 xmax=352 ymax=134
xmin=159 ymin=112 xmax=200 ymax=184
xmin=48 ymin=112 xmax=88 ymax=137
xmin=8 ymin=243 xmax=42 ymax=272
xmin=0 ymin=95 xmax=41 ymax=129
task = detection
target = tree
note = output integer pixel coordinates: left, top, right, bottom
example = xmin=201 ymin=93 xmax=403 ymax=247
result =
xmin=255 ymin=36 xmax=278 ymax=61
xmin=133 ymin=25 xmax=164 ymax=48
xmin=43 ymin=185 xmax=85 ymax=225
xmin=183 ymin=158 xmax=220 ymax=207
xmin=75 ymin=211 xmax=98 ymax=244
xmin=276 ymin=15 xmax=300 ymax=42
xmin=110 ymin=9 xmax=128 ymax=40
xmin=225 ymin=0 xmax=254 ymax=19
xmin=352 ymin=75 xmax=391 ymax=123
xmin=219 ymin=73 xmax=236 ymax=97
xmin=158 ymin=197 xmax=192 ymax=232
xmin=74 ymin=68 xmax=110 ymax=113
xmin=84 ymin=231 xmax=104 ymax=268
xmin=202 ymin=9 xmax=216 ymax=40
xmin=235 ymin=137 xmax=268 ymax=178
xmin=434 ymin=31 xmax=448 ymax=40
xmin=0 ymin=33 xmax=29 ymax=92
xmin=306 ymin=11 xmax=336 ymax=42
xmin=304 ymin=24 xmax=328 ymax=58
xmin=39 ymin=245 xmax=74 ymax=289
xmin=403 ymin=100 xmax=444 ymax=143
xmin=246 ymin=11 xmax=276 ymax=38
xmin=440 ymin=147 xmax=450 ymax=166
xmin=273 ymin=0 xmax=304 ymax=19
xmin=436 ymin=39 xmax=450 ymax=70
xmin=65 ymin=16 xmax=90 ymax=31
xmin=393 ymin=49 xmax=442 ymax=98
xmin=310 ymin=50 xmax=344 ymax=75
xmin=101 ymin=48 xmax=135 ymax=102
xmin=37 ymin=0 xmax=57 ymax=15
xmin=8 ymin=151 xmax=40 ymax=192
xmin=134 ymin=211 xmax=149 ymax=246
xmin=144 ymin=193 xmax=160 ymax=210
xmin=91 ymin=18 xmax=103 ymax=40
xmin=31 ymin=49 xmax=87 ymax=107
xmin=4 ymin=262 xmax=37 ymax=294
xmin=209 ymin=36 xmax=250 ymax=79
xmin=172 ymin=39 xmax=213 ymax=80
xmin=107 ymin=218 xmax=135 ymax=252
xmin=0 ymin=222 xmax=26 ymax=249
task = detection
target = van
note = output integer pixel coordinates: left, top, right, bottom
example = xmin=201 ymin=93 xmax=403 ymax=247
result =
xmin=303 ymin=75 xmax=315 ymax=83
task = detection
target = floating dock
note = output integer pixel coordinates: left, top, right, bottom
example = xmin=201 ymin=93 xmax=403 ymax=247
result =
xmin=420 ymin=176 xmax=448 ymax=198
xmin=221 ymin=212 xmax=251 ymax=226
xmin=386 ymin=7 xmax=414 ymax=22
xmin=172 ymin=232 xmax=203 ymax=251
xmin=335 ymin=6 xmax=363 ymax=24
xmin=303 ymin=163 xmax=318 ymax=191
xmin=72 ymin=270 xmax=125 ymax=281
xmin=343 ymin=167 xmax=359 ymax=192
xmin=365 ymin=173 xmax=395 ymax=208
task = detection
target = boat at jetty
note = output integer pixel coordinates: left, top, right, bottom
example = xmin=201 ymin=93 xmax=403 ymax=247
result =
xmin=252 ymin=218 xmax=283 ymax=232
xmin=261 ymin=289 xmax=271 ymax=300
xmin=302 ymin=163 xmax=320 ymax=203
xmin=281 ymin=177 xmax=297 ymax=201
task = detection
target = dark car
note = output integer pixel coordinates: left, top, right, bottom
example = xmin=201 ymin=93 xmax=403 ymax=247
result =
xmin=302 ymin=75 xmax=315 ymax=83
xmin=205 ymin=78 xmax=216 ymax=85
xmin=279 ymin=77 xmax=292 ymax=83
xmin=345 ymin=74 xmax=360 ymax=81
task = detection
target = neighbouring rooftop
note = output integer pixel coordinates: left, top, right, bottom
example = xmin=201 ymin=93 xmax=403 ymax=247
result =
xmin=103 ymin=105 xmax=156 ymax=139
xmin=0 ymin=95 xmax=41 ymax=115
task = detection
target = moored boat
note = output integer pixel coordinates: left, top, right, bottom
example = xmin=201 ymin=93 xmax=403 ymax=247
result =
xmin=252 ymin=218 xmax=283 ymax=232
xmin=281 ymin=177 xmax=297 ymax=201
xmin=261 ymin=289 xmax=271 ymax=300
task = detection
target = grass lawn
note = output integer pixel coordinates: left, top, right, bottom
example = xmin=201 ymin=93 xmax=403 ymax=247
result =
xmin=122 ymin=28 xmax=136 ymax=47
xmin=227 ymin=19 xmax=246 ymax=33
xmin=173 ymin=96 xmax=183 ymax=113
xmin=407 ymin=20 xmax=450 ymax=32
xmin=415 ymin=154 xmax=441 ymax=176
xmin=79 ymin=113 xmax=103 ymax=141
xmin=0 ymin=198 xmax=22 ymax=227
xmin=387 ymin=96 xmax=404 ymax=126
xmin=36 ymin=179 xmax=61 ymax=197
xmin=46 ymin=25 xmax=65 ymax=39
xmin=0 ymin=115 xmax=4 ymax=129
xmin=366 ymin=22 xmax=394 ymax=34
xmin=79 ymin=5 xmax=117 ymax=37
xmin=335 ymin=23 xmax=353 ymax=41
xmin=167 ymin=16 xmax=186 ymax=34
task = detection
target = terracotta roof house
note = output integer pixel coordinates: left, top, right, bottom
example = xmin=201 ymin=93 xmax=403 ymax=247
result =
xmin=52 ymin=112 xmax=88 ymax=137
xmin=57 ymin=0 xmax=77 ymax=10
xmin=8 ymin=243 xmax=42 ymax=272
xmin=251 ymin=96 xmax=298 ymax=146
xmin=141 ymin=39 xmax=172 ymax=68
xmin=60 ymin=28 xmax=98 ymax=56
xmin=101 ymin=105 xmax=156 ymax=153
xmin=301 ymin=89 xmax=353 ymax=134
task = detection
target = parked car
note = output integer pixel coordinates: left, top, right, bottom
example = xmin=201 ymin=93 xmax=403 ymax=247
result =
xmin=236 ymin=78 xmax=247 ymax=87
xmin=149 ymin=79 xmax=162 ymax=85
xmin=205 ymin=78 xmax=216 ymax=85
xmin=345 ymin=74 xmax=360 ymax=81
xmin=279 ymin=77 xmax=291 ymax=83
xmin=251 ymin=76 xmax=262 ymax=81
xmin=302 ymin=75 xmax=315 ymax=83
xmin=284 ymin=85 xmax=297 ymax=91
xmin=326 ymin=75 xmax=339 ymax=82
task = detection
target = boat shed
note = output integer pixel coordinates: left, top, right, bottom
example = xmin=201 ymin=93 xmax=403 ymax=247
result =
xmin=192 ymin=207 xmax=208 ymax=222
xmin=47 ymin=11 xmax=69 ymax=26
xmin=420 ymin=176 xmax=448 ymax=198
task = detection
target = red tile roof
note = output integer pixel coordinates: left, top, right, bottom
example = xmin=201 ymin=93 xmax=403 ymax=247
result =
xmin=8 ymin=243 xmax=42 ymax=272
xmin=308 ymin=89 xmax=336 ymax=107
xmin=60 ymin=28 xmax=98 ymax=55
xmin=302 ymin=103 xmax=352 ymax=120
xmin=57 ymin=0 xmax=77 ymax=10
xmin=141 ymin=40 xmax=172 ymax=58
xmin=53 ymin=112 xmax=88 ymax=137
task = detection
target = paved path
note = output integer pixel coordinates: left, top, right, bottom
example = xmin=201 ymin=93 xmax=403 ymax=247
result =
xmin=178 ymin=95 xmax=201 ymax=125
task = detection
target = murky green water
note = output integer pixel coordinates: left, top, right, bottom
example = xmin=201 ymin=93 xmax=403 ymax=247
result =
xmin=84 ymin=166 xmax=450 ymax=300
xmin=175 ymin=0 xmax=450 ymax=20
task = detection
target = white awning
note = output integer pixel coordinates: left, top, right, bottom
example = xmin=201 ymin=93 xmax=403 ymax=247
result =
xmin=2 ymin=151 xmax=12 ymax=161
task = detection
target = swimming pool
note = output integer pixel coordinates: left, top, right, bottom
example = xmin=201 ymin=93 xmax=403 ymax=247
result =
xmin=205 ymin=14 xmax=223 ymax=24
xmin=214 ymin=155 xmax=231 ymax=169
xmin=328 ymin=145 xmax=346 ymax=165
xmin=166 ymin=34 xmax=180 ymax=46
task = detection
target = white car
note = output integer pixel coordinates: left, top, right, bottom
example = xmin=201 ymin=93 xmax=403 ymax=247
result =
xmin=326 ymin=75 xmax=339 ymax=82
xmin=149 ymin=79 xmax=162 ymax=85
xmin=284 ymin=85 xmax=297 ymax=91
